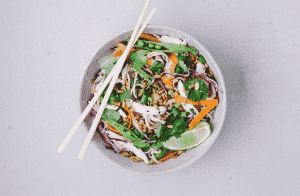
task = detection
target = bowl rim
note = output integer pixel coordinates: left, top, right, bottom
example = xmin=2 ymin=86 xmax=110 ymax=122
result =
xmin=78 ymin=24 xmax=227 ymax=175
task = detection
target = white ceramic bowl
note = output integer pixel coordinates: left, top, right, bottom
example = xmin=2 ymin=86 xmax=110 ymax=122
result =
xmin=79 ymin=25 xmax=227 ymax=175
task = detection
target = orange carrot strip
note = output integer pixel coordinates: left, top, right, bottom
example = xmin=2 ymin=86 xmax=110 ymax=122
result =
xmin=91 ymin=87 xmax=97 ymax=93
xmin=157 ymin=151 xmax=178 ymax=163
xmin=175 ymin=95 xmax=217 ymax=105
xmin=112 ymin=42 xmax=136 ymax=57
xmin=169 ymin=53 xmax=178 ymax=73
xmin=161 ymin=75 xmax=173 ymax=86
xmin=120 ymin=105 xmax=132 ymax=129
xmin=132 ymin=33 xmax=161 ymax=43
xmin=189 ymin=99 xmax=218 ymax=130
xmin=146 ymin=58 xmax=152 ymax=66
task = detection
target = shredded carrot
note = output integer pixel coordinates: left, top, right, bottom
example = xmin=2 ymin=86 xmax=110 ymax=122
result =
xmin=189 ymin=99 xmax=218 ymax=130
xmin=161 ymin=75 xmax=173 ymax=86
xmin=120 ymin=105 xmax=132 ymax=129
xmin=112 ymin=42 xmax=136 ymax=57
xmin=146 ymin=58 xmax=152 ymax=66
xmin=91 ymin=87 xmax=97 ymax=93
xmin=157 ymin=151 xmax=178 ymax=163
xmin=113 ymin=101 xmax=121 ymax=106
xmin=131 ymin=33 xmax=161 ymax=43
xmin=175 ymin=94 xmax=218 ymax=106
xmin=174 ymin=95 xmax=219 ymax=130
xmin=169 ymin=53 xmax=178 ymax=73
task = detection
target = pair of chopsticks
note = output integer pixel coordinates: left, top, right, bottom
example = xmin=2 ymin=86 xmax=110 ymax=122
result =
xmin=58 ymin=0 xmax=157 ymax=160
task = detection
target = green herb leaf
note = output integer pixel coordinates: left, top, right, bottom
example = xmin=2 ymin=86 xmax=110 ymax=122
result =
xmin=177 ymin=55 xmax=187 ymax=62
xmin=198 ymin=55 xmax=206 ymax=64
xmin=150 ymin=61 xmax=164 ymax=74
xmin=178 ymin=60 xmax=188 ymax=73
xmin=133 ymin=142 xmax=150 ymax=149
xmin=99 ymin=87 xmax=119 ymax=104
xmin=170 ymin=118 xmax=188 ymax=138
xmin=154 ymin=124 xmax=166 ymax=138
xmin=130 ymin=50 xmax=149 ymax=65
xmin=154 ymin=147 xmax=167 ymax=159
xmin=155 ymin=43 xmax=195 ymax=54
xmin=103 ymin=118 xmax=142 ymax=141
xmin=180 ymin=111 xmax=188 ymax=118
xmin=130 ymin=51 xmax=153 ymax=83
xmin=171 ymin=107 xmax=180 ymax=117
xmin=151 ymin=141 xmax=163 ymax=151
xmin=99 ymin=55 xmax=119 ymax=70
xmin=102 ymin=108 xmax=121 ymax=122
xmin=148 ymin=158 xmax=155 ymax=165
xmin=119 ymin=90 xmax=131 ymax=102
xmin=183 ymin=79 xmax=209 ymax=101
xmin=159 ymin=127 xmax=171 ymax=142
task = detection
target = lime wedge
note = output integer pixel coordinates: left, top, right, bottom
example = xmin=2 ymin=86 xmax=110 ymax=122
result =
xmin=162 ymin=121 xmax=211 ymax=150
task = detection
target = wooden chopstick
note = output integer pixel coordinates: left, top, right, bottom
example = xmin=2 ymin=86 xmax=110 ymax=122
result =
xmin=78 ymin=1 xmax=156 ymax=160
xmin=57 ymin=0 xmax=154 ymax=155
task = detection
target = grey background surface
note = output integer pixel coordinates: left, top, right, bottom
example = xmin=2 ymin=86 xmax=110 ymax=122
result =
xmin=1 ymin=0 xmax=299 ymax=195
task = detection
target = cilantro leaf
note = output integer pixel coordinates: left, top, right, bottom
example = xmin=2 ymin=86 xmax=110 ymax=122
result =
xmin=154 ymin=124 xmax=166 ymax=138
xmin=151 ymin=141 xmax=163 ymax=151
xmin=154 ymin=147 xmax=167 ymax=159
xmin=170 ymin=118 xmax=188 ymax=138
xmin=102 ymin=108 xmax=121 ymax=122
xmin=150 ymin=61 xmax=164 ymax=74
xmin=183 ymin=79 xmax=209 ymax=101
xmin=119 ymin=90 xmax=131 ymax=102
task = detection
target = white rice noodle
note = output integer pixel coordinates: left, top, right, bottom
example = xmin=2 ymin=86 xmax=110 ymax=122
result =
xmin=143 ymin=114 xmax=156 ymax=130
xmin=206 ymin=110 xmax=213 ymax=122
xmin=204 ymin=77 xmax=219 ymax=100
xmin=149 ymin=115 xmax=165 ymax=124
xmin=149 ymin=56 xmax=164 ymax=65
xmin=121 ymin=64 xmax=131 ymax=91
xmin=206 ymin=85 xmax=216 ymax=100
xmin=105 ymin=130 xmax=126 ymax=141
xmin=112 ymin=141 xmax=149 ymax=164
xmin=146 ymin=148 xmax=162 ymax=163
xmin=91 ymin=99 xmax=100 ymax=112
xmin=105 ymin=105 xmax=118 ymax=110
xmin=173 ymin=77 xmax=184 ymax=86
xmin=166 ymin=99 xmax=175 ymax=106
xmin=130 ymin=101 xmax=167 ymax=115
xmin=93 ymin=72 xmax=105 ymax=90
xmin=92 ymin=74 xmax=105 ymax=92
xmin=126 ymin=73 xmax=130 ymax=91
xmin=145 ymin=147 xmax=161 ymax=154
xmin=147 ymin=52 xmax=171 ymax=72
xmin=131 ymin=72 xmax=138 ymax=99
xmin=158 ymin=35 xmax=187 ymax=46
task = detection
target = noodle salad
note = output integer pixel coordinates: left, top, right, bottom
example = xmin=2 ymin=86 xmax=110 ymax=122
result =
xmin=89 ymin=33 xmax=221 ymax=165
